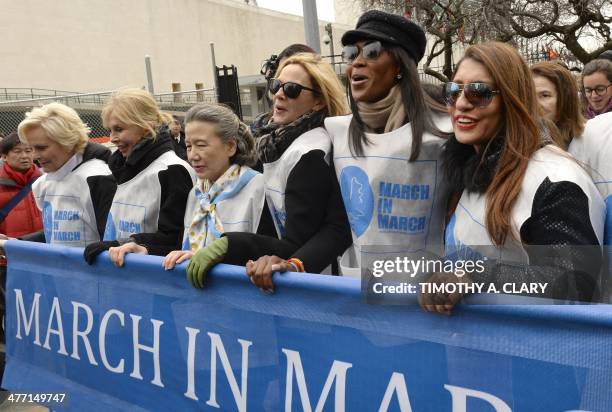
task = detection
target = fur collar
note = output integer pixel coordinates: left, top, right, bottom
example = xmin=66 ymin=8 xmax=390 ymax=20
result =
xmin=441 ymin=131 xmax=505 ymax=194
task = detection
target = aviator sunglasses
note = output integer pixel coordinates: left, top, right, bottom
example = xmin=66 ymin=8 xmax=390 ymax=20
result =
xmin=269 ymin=78 xmax=319 ymax=99
xmin=342 ymin=41 xmax=386 ymax=64
xmin=443 ymin=82 xmax=500 ymax=108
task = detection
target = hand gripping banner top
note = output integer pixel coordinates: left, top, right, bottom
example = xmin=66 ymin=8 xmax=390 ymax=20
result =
xmin=3 ymin=240 xmax=612 ymax=411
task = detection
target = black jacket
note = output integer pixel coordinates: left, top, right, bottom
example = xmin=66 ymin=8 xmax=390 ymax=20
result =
xmin=224 ymin=146 xmax=353 ymax=274
xmin=442 ymin=134 xmax=603 ymax=301
xmin=108 ymin=127 xmax=193 ymax=255
xmin=170 ymin=131 xmax=188 ymax=161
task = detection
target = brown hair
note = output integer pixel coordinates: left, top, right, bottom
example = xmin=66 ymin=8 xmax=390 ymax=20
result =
xmin=457 ymin=42 xmax=557 ymax=246
xmin=531 ymin=61 xmax=585 ymax=149
xmin=582 ymin=59 xmax=612 ymax=83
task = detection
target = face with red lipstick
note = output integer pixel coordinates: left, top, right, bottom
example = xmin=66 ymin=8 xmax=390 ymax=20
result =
xmin=346 ymin=40 xmax=400 ymax=103
xmin=449 ymin=58 xmax=503 ymax=151
xmin=271 ymin=64 xmax=324 ymax=125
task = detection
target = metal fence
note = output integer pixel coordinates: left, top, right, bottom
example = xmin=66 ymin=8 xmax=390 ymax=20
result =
xmin=0 ymin=88 xmax=217 ymax=138
xmin=0 ymin=88 xmax=82 ymax=102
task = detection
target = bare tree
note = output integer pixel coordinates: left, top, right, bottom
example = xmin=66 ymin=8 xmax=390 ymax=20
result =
xmin=491 ymin=0 xmax=612 ymax=63
xmin=358 ymin=0 xmax=612 ymax=81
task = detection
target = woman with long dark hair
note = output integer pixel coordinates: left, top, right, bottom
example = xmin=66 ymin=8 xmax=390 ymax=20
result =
xmin=420 ymin=42 xmax=605 ymax=314
xmin=324 ymin=10 xmax=451 ymax=277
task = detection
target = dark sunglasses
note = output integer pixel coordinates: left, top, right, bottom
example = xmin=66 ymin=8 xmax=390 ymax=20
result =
xmin=443 ymin=82 xmax=500 ymax=107
xmin=342 ymin=41 xmax=385 ymax=64
xmin=269 ymin=78 xmax=319 ymax=99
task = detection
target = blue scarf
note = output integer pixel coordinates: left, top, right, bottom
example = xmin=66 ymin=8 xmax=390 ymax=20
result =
xmin=186 ymin=165 xmax=257 ymax=251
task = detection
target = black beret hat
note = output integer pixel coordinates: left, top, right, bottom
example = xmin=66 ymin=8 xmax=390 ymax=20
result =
xmin=342 ymin=10 xmax=427 ymax=64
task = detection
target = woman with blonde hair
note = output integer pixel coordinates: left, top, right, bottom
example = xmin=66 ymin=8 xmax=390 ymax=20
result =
xmin=84 ymin=88 xmax=195 ymax=265
xmin=16 ymin=102 xmax=115 ymax=246
xmin=531 ymin=61 xmax=586 ymax=149
xmin=184 ymin=52 xmax=353 ymax=290
xmin=420 ymin=42 xmax=605 ymax=314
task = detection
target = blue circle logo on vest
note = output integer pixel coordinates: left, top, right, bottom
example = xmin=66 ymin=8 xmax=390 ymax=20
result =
xmin=339 ymin=166 xmax=374 ymax=238
xmin=42 ymin=201 xmax=53 ymax=243
xmin=103 ymin=212 xmax=116 ymax=241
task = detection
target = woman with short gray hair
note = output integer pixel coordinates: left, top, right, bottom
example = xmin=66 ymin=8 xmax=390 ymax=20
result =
xmin=162 ymin=103 xmax=265 ymax=272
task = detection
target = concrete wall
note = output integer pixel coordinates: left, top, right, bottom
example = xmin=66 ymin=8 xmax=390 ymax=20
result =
xmin=0 ymin=0 xmax=351 ymax=93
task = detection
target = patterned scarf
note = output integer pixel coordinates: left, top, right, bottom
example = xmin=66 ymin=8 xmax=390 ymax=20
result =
xmin=186 ymin=164 xmax=245 ymax=251
xmin=255 ymin=110 xmax=326 ymax=164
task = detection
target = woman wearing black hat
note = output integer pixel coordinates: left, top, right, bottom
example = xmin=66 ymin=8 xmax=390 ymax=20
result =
xmin=325 ymin=10 xmax=451 ymax=276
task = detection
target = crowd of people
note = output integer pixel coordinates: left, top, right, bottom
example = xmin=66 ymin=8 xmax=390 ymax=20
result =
xmin=0 ymin=10 xmax=611 ymax=318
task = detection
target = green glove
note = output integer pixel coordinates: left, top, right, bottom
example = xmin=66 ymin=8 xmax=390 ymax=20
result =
xmin=187 ymin=237 xmax=228 ymax=288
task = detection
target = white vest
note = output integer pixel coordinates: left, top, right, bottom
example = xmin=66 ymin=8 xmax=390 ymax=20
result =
xmin=569 ymin=112 xmax=612 ymax=244
xmin=33 ymin=158 xmax=112 ymax=247
xmin=104 ymin=151 xmax=195 ymax=242
xmin=325 ymin=115 xmax=452 ymax=277
xmin=446 ymin=145 xmax=605 ymax=262
xmin=263 ymin=127 xmax=331 ymax=238
xmin=181 ymin=167 xmax=265 ymax=249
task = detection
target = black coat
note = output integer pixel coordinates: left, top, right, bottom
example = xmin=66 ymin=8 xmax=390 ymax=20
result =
xmin=170 ymin=131 xmax=187 ymax=160
xmin=224 ymin=146 xmax=352 ymax=274
xmin=107 ymin=127 xmax=193 ymax=255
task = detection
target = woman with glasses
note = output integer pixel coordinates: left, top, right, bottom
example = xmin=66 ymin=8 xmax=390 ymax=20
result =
xmin=420 ymin=42 xmax=605 ymax=315
xmin=184 ymin=53 xmax=352 ymax=290
xmin=324 ymin=10 xmax=451 ymax=277
xmin=531 ymin=61 xmax=586 ymax=149
xmin=581 ymin=59 xmax=612 ymax=119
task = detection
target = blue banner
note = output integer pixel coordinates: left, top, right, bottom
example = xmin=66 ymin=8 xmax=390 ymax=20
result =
xmin=2 ymin=240 xmax=612 ymax=411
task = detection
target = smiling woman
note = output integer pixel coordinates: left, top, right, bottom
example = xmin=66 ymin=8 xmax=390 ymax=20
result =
xmin=16 ymin=103 xmax=116 ymax=247
xmin=83 ymin=88 xmax=196 ymax=267
xmin=420 ymin=42 xmax=605 ymax=314
xmin=581 ymin=59 xmax=612 ymax=119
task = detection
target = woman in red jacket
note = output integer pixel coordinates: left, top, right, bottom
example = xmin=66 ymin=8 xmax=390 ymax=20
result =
xmin=0 ymin=132 xmax=43 ymax=380
xmin=0 ymin=132 xmax=42 ymax=238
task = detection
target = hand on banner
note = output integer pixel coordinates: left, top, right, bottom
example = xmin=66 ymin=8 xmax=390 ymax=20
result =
xmin=83 ymin=240 xmax=120 ymax=265
xmin=186 ymin=237 xmax=228 ymax=289
xmin=419 ymin=272 xmax=472 ymax=315
xmin=246 ymin=255 xmax=293 ymax=293
xmin=163 ymin=250 xmax=194 ymax=270
xmin=109 ymin=242 xmax=149 ymax=267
